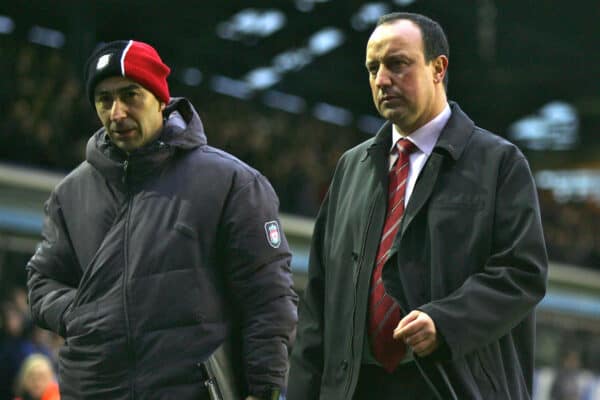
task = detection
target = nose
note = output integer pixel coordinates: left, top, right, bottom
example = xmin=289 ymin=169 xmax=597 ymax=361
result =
xmin=374 ymin=66 xmax=391 ymax=88
xmin=110 ymin=99 xmax=127 ymax=121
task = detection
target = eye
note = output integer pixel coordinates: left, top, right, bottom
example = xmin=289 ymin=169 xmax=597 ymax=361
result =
xmin=95 ymin=95 xmax=113 ymax=108
xmin=388 ymin=59 xmax=410 ymax=72
xmin=116 ymin=90 xmax=141 ymax=105
xmin=366 ymin=63 xmax=379 ymax=76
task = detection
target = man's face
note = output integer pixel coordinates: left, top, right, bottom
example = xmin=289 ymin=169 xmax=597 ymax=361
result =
xmin=94 ymin=76 xmax=165 ymax=153
xmin=365 ymin=19 xmax=446 ymax=135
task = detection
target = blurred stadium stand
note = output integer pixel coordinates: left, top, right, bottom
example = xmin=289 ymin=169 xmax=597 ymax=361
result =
xmin=1 ymin=1 xmax=599 ymax=399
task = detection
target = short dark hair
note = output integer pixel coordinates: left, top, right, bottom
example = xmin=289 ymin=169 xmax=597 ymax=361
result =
xmin=377 ymin=12 xmax=449 ymax=87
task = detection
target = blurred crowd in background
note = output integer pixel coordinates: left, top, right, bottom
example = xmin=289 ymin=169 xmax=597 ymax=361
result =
xmin=0 ymin=37 xmax=365 ymax=217
xmin=2 ymin=38 xmax=599 ymax=268
xmin=0 ymin=287 xmax=61 ymax=400
xmin=539 ymin=189 xmax=600 ymax=268
xmin=2 ymin=37 xmax=600 ymax=400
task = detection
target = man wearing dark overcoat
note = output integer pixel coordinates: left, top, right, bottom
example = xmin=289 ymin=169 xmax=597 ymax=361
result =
xmin=288 ymin=12 xmax=547 ymax=399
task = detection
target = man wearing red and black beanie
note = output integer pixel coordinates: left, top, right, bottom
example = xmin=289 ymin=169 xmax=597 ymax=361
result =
xmin=27 ymin=40 xmax=297 ymax=400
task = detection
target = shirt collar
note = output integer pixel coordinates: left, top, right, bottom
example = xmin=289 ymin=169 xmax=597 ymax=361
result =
xmin=391 ymin=103 xmax=451 ymax=156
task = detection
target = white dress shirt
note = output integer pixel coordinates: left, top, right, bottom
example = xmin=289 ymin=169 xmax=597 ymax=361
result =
xmin=389 ymin=104 xmax=452 ymax=206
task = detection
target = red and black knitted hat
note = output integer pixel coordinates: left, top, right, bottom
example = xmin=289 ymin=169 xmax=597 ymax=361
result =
xmin=84 ymin=40 xmax=171 ymax=105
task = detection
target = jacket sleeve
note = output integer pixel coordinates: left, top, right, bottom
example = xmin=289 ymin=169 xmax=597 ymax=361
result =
xmin=220 ymin=173 xmax=298 ymax=396
xmin=287 ymin=191 xmax=329 ymax=400
xmin=420 ymin=153 xmax=548 ymax=359
xmin=26 ymin=191 xmax=81 ymax=337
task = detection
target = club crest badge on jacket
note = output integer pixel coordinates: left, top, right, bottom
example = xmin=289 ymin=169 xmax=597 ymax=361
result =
xmin=265 ymin=221 xmax=281 ymax=248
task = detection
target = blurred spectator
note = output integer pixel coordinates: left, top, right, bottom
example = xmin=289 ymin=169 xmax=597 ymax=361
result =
xmin=0 ymin=288 xmax=61 ymax=400
xmin=0 ymin=38 xmax=96 ymax=171
xmin=1 ymin=302 xmax=34 ymax=400
xmin=13 ymin=354 xmax=59 ymax=400
xmin=549 ymin=348 xmax=582 ymax=400
xmin=198 ymin=94 xmax=364 ymax=216
xmin=538 ymin=189 xmax=600 ymax=269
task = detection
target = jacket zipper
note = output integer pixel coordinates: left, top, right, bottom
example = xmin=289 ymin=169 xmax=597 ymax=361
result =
xmin=122 ymin=160 xmax=129 ymax=185
xmin=344 ymin=196 xmax=378 ymax=398
xmin=122 ymin=158 xmax=136 ymax=399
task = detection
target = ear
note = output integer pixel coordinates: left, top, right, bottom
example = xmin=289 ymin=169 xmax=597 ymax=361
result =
xmin=432 ymin=55 xmax=448 ymax=84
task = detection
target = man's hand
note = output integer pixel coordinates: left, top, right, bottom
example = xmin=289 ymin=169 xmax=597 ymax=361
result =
xmin=393 ymin=310 xmax=439 ymax=357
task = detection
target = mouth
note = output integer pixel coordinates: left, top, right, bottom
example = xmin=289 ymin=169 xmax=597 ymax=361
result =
xmin=379 ymin=94 xmax=402 ymax=104
xmin=380 ymin=98 xmax=402 ymax=109
xmin=111 ymin=128 xmax=136 ymax=138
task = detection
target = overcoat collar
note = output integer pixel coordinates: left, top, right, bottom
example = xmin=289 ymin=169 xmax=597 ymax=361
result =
xmin=363 ymin=101 xmax=475 ymax=197
xmin=362 ymin=102 xmax=477 ymax=257
xmin=365 ymin=101 xmax=475 ymax=162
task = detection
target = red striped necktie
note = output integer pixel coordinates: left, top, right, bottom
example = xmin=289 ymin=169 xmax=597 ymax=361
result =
xmin=368 ymin=138 xmax=417 ymax=373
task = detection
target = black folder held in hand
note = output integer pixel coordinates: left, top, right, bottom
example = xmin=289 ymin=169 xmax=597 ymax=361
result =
xmin=202 ymin=336 xmax=245 ymax=400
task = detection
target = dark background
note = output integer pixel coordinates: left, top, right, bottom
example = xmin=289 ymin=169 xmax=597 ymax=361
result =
xmin=1 ymin=0 xmax=599 ymax=164
xmin=1 ymin=3 xmax=600 ymax=399
xmin=0 ymin=1 xmax=599 ymax=263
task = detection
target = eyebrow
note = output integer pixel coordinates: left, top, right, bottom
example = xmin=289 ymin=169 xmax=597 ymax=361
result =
xmin=365 ymin=52 xmax=413 ymax=66
xmin=95 ymin=84 xmax=142 ymax=97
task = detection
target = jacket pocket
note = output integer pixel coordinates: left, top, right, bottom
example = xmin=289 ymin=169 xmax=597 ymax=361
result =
xmin=64 ymin=300 xmax=99 ymax=341
xmin=64 ymin=297 xmax=124 ymax=345
xmin=174 ymin=221 xmax=198 ymax=239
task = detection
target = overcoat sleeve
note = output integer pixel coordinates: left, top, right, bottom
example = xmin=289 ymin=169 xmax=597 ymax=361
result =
xmin=420 ymin=153 xmax=548 ymax=359
xmin=287 ymin=190 xmax=329 ymax=400
xmin=26 ymin=191 xmax=81 ymax=337
xmin=220 ymin=174 xmax=298 ymax=396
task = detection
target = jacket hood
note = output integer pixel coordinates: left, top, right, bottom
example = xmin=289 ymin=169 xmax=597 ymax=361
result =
xmin=161 ymin=97 xmax=207 ymax=149
xmin=86 ymin=97 xmax=207 ymax=184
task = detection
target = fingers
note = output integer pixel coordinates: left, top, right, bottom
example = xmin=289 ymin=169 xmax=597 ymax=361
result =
xmin=396 ymin=309 xmax=420 ymax=331
xmin=407 ymin=330 xmax=437 ymax=356
xmin=392 ymin=310 xmax=421 ymax=339
xmin=392 ymin=310 xmax=439 ymax=357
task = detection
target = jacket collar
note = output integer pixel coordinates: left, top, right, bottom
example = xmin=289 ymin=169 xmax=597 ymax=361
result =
xmin=366 ymin=120 xmax=393 ymax=159
xmin=433 ymin=101 xmax=474 ymax=161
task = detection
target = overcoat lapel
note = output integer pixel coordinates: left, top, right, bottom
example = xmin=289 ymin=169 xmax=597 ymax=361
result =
xmin=389 ymin=102 xmax=475 ymax=255
xmin=399 ymin=151 xmax=444 ymax=240
xmin=366 ymin=120 xmax=393 ymax=195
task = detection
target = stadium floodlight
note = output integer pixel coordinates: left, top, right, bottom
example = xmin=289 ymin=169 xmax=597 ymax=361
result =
xmin=351 ymin=3 xmax=390 ymax=31
xmin=245 ymin=67 xmax=282 ymax=90
xmin=272 ymin=48 xmax=313 ymax=73
xmin=181 ymin=68 xmax=203 ymax=87
xmin=262 ymin=90 xmax=307 ymax=114
xmin=313 ymin=102 xmax=353 ymax=126
xmin=28 ymin=26 xmax=65 ymax=48
xmin=358 ymin=115 xmax=386 ymax=134
xmin=210 ymin=75 xmax=254 ymax=100
xmin=216 ymin=9 xmax=286 ymax=43
xmin=393 ymin=0 xmax=417 ymax=6
xmin=308 ymin=27 xmax=345 ymax=56
xmin=0 ymin=15 xmax=15 ymax=34
xmin=509 ymin=101 xmax=579 ymax=151
xmin=536 ymin=170 xmax=600 ymax=204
